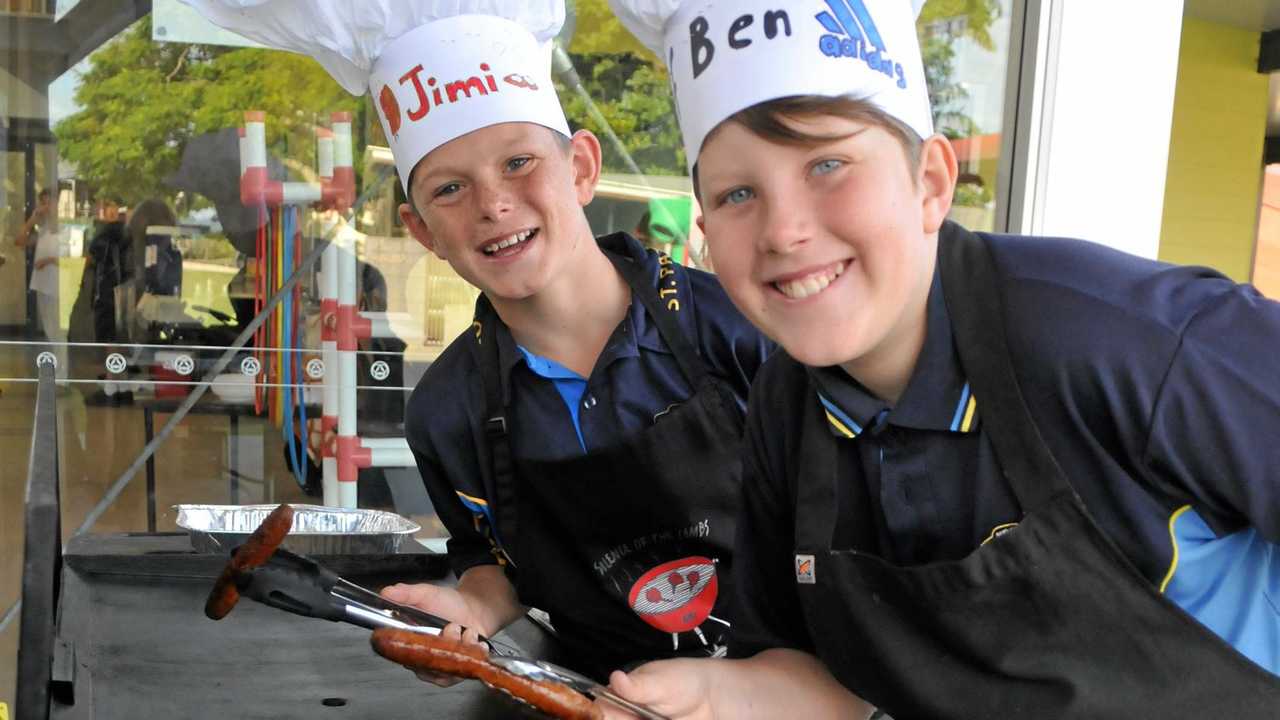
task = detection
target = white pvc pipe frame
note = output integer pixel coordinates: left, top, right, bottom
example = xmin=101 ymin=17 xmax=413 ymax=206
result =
xmin=242 ymin=111 xmax=416 ymax=510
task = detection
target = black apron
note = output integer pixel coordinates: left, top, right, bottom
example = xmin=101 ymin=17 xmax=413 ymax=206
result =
xmin=470 ymin=246 xmax=743 ymax=677
xmin=794 ymin=225 xmax=1280 ymax=718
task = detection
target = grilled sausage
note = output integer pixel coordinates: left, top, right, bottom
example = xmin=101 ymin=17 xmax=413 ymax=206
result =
xmin=204 ymin=503 xmax=295 ymax=620
xmin=370 ymin=628 xmax=602 ymax=720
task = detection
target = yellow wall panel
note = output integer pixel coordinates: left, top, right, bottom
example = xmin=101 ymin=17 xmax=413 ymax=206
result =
xmin=1158 ymin=18 xmax=1269 ymax=281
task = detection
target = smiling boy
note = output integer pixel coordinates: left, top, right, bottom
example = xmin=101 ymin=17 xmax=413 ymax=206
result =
xmin=187 ymin=0 xmax=773 ymax=680
xmin=601 ymin=0 xmax=1280 ymax=717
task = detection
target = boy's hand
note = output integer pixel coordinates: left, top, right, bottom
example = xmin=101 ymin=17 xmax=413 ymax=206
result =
xmin=597 ymin=660 xmax=716 ymax=720
xmin=596 ymin=650 xmax=873 ymax=720
xmin=381 ymin=582 xmax=482 ymax=629
xmin=379 ymin=582 xmax=489 ymax=687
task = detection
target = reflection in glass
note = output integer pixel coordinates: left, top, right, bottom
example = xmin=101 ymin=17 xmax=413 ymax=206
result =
xmin=919 ymin=0 xmax=1013 ymax=232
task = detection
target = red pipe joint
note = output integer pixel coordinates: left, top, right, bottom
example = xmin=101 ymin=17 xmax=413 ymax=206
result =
xmin=241 ymin=167 xmax=284 ymax=207
xmin=336 ymin=435 xmax=371 ymax=483
xmin=336 ymin=304 xmax=371 ymax=351
xmin=328 ymin=167 xmax=356 ymax=212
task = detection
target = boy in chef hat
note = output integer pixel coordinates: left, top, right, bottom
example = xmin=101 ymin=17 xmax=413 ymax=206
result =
xmin=185 ymin=0 xmax=773 ymax=681
xmin=597 ymin=0 xmax=1280 ymax=717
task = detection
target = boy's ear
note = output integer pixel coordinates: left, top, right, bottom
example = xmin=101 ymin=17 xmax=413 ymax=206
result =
xmin=569 ymin=129 xmax=603 ymax=207
xmin=918 ymin=134 xmax=958 ymax=234
xmin=399 ymin=202 xmax=442 ymax=259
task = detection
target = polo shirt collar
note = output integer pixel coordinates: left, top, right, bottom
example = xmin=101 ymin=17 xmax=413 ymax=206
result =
xmin=483 ymin=307 xmax=644 ymax=387
xmin=474 ymin=238 xmax=656 ymax=402
xmin=808 ymin=260 xmax=980 ymax=439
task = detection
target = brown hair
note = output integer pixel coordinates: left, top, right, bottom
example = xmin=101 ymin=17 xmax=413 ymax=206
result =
xmin=693 ymin=95 xmax=924 ymax=198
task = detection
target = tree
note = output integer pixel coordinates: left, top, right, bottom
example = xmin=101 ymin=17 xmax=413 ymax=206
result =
xmin=916 ymin=0 xmax=1004 ymax=138
xmin=55 ymin=1 xmax=1006 ymax=200
xmin=54 ymin=16 xmax=362 ymax=207
xmin=557 ymin=0 xmax=685 ymax=176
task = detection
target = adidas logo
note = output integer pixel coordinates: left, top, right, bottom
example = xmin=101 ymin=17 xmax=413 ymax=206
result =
xmin=815 ymin=0 xmax=908 ymax=89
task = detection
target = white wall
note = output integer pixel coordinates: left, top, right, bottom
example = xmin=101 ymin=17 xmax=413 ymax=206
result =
xmin=1026 ymin=0 xmax=1185 ymax=258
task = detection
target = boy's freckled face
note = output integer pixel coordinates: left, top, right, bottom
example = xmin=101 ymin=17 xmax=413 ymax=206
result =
xmin=697 ymin=115 xmax=935 ymax=369
xmin=400 ymin=122 xmax=593 ymax=301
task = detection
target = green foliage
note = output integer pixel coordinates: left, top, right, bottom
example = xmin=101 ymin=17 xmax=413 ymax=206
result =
xmin=917 ymin=0 xmax=1003 ymax=137
xmin=557 ymin=0 xmax=684 ymax=175
xmin=919 ymin=0 xmax=1001 ymax=51
xmin=953 ymin=179 xmax=994 ymax=207
xmin=567 ymin=0 xmax=659 ymax=60
xmin=54 ymin=16 xmax=362 ymax=206
xmin=182 ymin=234 xmax=239 ymax=263
xmin=54 ymin=0 xmax=1006 ymax=202
xmin=556 ymin=54 xmax=685 ymax=175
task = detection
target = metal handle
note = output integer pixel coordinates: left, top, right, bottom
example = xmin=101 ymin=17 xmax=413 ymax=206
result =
xmin=532 ymin=660 xmax=672 ymax=720
xmin=332 ymin=579 xmax=520 ymax=657
xmin=590 ymin=688 xmax=672 ymax=720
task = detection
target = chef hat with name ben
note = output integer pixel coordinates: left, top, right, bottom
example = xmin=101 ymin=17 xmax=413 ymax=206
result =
xmin=181 ymin=0 xmax=571 ymax=195
xmin=608 ymin=0 xmax=932 ymax=171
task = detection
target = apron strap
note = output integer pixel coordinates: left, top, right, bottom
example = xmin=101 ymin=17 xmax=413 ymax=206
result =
xmin=939 ymin=222 xmax=1073 ymax=511
xmin=469 ymin=294 xmax=520 ymax=567
xmin=467 ymin=245 xmax=712 ymax=562
xmin=604 ymin=250 xmax=710 ymax=388
xmin=795 ymin=373 xmax=843 ymax=550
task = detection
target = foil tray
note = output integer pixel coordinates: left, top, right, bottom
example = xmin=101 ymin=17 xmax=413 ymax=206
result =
xmin=174 ymin=504 xmax=421 ymax=555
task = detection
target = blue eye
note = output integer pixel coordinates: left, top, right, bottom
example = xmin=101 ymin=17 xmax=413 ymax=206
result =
xmin=812 ymin=158 xmax=844 ymax=176
xmin=721 ymin=187 xmax=754 ymax=206
xmin=433 ymin=182 xmax=462 ymax=198
xmin=506 ymin=156 xmax=532 ymax=172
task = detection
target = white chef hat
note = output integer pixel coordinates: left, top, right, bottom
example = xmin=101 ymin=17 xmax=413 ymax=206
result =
xmin=608 ymin=0 xmax=932 ymax=170
xmin=181 ymin=1 xmax=572 ymax=194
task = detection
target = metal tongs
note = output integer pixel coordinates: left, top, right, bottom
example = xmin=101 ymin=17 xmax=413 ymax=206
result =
xmin=489 ymin=657 xmax=670 ymax=720
xmin=221 ymin=537 xmax=669 ymax=719
xmin=233 ymin=547 xmax=524 ymax=655
xmin=208 ymin=504 xmax=670 ymax=717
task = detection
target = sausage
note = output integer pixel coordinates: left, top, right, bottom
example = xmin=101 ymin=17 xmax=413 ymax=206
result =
xmin=204 ymin=503 xmax=295 ymax=620
xmin=370 ymin=628 xmax=602 ymax=720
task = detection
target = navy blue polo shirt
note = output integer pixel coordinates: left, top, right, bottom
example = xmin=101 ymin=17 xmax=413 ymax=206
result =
xmin=729 ymin=229 xmax=1280 ymax=675
xmin=405 ymin=233 xmax=774 ymax=577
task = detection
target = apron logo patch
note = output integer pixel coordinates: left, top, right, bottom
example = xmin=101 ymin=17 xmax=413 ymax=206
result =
xmin=627 ymin=557 xmax=719 ymax=634
xmin=795 ymin=554 xmax=816 ymax=584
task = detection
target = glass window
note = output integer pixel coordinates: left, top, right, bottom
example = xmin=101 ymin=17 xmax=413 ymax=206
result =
xmin=0 ymin=0 xmax=1024 ymax=709
xmin=919 ymin=0 xmax=1016 ymax=232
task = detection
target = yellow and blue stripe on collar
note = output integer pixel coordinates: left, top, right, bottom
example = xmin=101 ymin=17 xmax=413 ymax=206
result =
xmin=949 ymin=382 xmax=980 ymax=433
xmin=818 ymin=393 xmax=864 ymax=438
xmin=818 ymin=382 xmax=980 ymax=439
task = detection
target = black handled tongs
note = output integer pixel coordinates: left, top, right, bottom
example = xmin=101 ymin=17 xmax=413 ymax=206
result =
xmin=234 ymin=547 xmax=522 ymax=657
xmin=206 ymin=505 xmax=670 ymax=719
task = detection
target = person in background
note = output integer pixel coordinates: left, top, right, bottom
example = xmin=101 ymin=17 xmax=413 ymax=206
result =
xmin=16 ymin=188 xmax=68 ymax=378
xmin=599 ymin=0 xmax=1280 ymax=717
xmin=86 ymin=195 xmax=128 ymax=344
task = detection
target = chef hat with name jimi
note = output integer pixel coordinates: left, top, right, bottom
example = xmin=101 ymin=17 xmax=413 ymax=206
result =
xmin=181 ymin=0 xmax=572 ymax=194
xmin=608 ymin=0 xmax=932 ymax=171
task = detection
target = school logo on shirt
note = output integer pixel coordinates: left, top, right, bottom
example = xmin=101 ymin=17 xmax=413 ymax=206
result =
xmin=815 ymin=0 xmax=908 ymax=89
xmin=795 ymin=553 xmax=816 ymax=584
